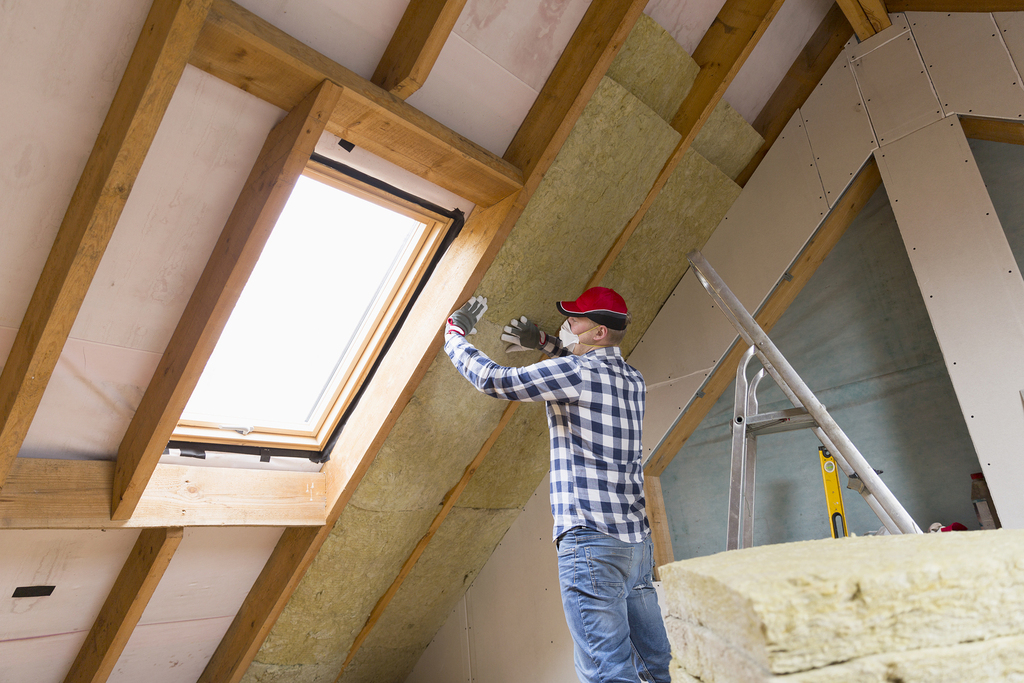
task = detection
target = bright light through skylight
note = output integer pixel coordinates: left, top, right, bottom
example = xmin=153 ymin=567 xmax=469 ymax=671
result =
xmin=182 ymin=174 xmax=422 ymax=429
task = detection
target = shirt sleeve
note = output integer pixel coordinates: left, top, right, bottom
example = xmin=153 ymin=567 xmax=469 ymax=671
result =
xmin=444 ymin=333 xmax=582 ymax=403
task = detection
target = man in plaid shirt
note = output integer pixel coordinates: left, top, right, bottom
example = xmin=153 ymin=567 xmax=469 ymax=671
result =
xmin=444 ymin=287 xmax=670 ymax=683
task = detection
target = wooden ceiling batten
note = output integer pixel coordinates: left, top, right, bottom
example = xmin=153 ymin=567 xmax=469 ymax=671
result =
xmin=372 ymin=0 xmax=469 ymax=98
xmin=961 ymin=116 xmax=1024 ymax=145
xmin=645 ymin=159 xmax=883 ymax=477
xmin=836 ymin=0 xmax=891 ymax=41
xmin=62 ymin=527 xmax=184 ymax=683
xmin=190 ymin=0 xmax=522 ymax=208
xmin=112 ymin=79 xmax=342 ymax=521
xmin=737 ymin=3 xmax=855 ymax=187
xmin=0 ymin=0 xmax=212 ymax=491
xmin=199 ymin=4 xmax=648 ymax=681
xmin=1 ymin=459 xmax=326 ymax=529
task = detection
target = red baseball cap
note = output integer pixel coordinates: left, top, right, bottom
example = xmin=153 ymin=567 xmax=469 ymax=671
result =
xmin=556 ymin=287 xmax=629 ymax=330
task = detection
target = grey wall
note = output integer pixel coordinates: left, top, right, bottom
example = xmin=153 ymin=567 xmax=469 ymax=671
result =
xmin=662 ymin=138 xmax=1024 ymax=560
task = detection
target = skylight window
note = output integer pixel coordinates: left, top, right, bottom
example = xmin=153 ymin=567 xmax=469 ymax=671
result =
xmin=174 ymin=166 xmax=451 ymax=449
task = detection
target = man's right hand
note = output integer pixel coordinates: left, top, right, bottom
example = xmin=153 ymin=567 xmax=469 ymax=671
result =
xmin=501 ymin=316 xmax=546 ymax=353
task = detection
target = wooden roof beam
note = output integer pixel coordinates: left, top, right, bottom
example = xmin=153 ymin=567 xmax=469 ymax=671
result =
xmin=1 ymin=459 xmax=325 ymax=529
xmin=837 ymin=0 xmax=891 ymax=41
xmin=62 ymin=527 xmax=183 ymax=683
xmin=0 ymin=0 xmax=211 ymax=491
xmin=190 ymin=0 xmax=522 ymax=207
xmin=112 ymin=79 xmax=341 ymax=521
xmin=198 ymin=3 xmax=648 ymax=681
xmin=372 ymin=0 xmax=469 ymax=99
xmin=645 ymin=159 xmax=883 ymax=477
xmin=737 ymin=3 xmax=855 ymax=186
xmin=961 ymin=116 xmax=1024 ymax=145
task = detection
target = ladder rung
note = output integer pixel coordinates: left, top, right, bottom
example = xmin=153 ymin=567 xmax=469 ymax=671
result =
xmin=746 ymin=408 xmax=815 ymax=435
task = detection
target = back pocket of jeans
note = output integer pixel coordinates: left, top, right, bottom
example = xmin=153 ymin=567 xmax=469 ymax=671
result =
xmin=584 ymin=547 xmax=632 ymax=597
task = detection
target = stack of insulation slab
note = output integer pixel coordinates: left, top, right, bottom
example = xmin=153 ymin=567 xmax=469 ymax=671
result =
xmin=659 ymin=530 xmax=1024 ymax=682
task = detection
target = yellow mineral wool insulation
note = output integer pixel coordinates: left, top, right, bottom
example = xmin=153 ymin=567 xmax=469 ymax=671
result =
xmin=603 ymin=147 xmax=741 ymax=356
xmin=605 ymin=14 xmax=764 ymax=181
xmin=661 ymin=529 xmax=1024 ymax=680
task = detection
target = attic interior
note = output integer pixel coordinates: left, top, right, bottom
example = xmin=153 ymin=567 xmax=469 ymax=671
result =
xmin=2 ymin=0 xmax=1023 ymax=682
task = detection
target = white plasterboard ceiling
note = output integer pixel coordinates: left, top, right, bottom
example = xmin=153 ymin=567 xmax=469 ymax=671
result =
xmin=0 ymin=0 xmax=832 ymax=680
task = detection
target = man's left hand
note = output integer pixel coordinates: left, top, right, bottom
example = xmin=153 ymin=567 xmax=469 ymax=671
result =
xmin=446 ymin=296 xmax=488 ymax=337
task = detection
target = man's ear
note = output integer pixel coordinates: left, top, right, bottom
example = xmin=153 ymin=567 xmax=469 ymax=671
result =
xmin=593 ymin=325 xmax=609 ymax=342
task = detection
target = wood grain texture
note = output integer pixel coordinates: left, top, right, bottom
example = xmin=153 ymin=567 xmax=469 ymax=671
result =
xmin=503 ymin=0 xmax=648 ymax=189
xmin=646 ymin=475 xmax=674 ymax=575
xmin=0 ymin=0 xmax=211 ymax=491
xmin=961 ymin=116 xmax=1024 ymax=145
xmin=646 ymin=159 xmax=882 ymax=477
xmin=372 ymin=0 xmax=468 ymax=98
xmin=63 ymin=527 xmax=183 ymax=683
xmin=0 ymin=459 xmax=325 ymax=528
xmin=112 ymin=80 xmax=341 ymax=521
xmin=737 ymin=3 xmax=855 ymax=187
xmin=837 ymin=0 xmax=890 ymax=40
xmin=590 ymin=0 xmax=785 ymax=288
xmin=190 ymin=0 xmax=522 ymax=207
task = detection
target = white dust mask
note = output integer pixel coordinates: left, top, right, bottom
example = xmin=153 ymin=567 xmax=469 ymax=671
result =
xmin=559 ymin=319 xmax=600 ymax=352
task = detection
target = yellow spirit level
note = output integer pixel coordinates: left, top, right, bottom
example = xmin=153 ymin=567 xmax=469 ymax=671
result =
xmin=819 ymin=447 xmax=848 ymax=538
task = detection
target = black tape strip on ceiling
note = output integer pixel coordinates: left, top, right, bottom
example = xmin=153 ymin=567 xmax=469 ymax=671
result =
xmin=167 ymin=155 xmax=465 ymax=464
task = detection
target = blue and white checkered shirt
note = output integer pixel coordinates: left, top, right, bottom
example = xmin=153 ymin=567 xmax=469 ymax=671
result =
xmin=445 ymin=333 xmax=649 ymax=543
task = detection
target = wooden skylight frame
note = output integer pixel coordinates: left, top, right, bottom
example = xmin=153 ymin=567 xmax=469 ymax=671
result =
xmin=171 ymin=161 xmax=453 ymax=450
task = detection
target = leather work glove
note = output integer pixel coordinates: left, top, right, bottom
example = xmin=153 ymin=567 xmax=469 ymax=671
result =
xmin=501 ymin=316 xmax=545 ymax=352
xmin=446 ymin=296 xmax=488 ymax=337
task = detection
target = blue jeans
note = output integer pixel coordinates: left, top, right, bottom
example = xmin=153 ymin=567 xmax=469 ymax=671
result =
xmin=557 ymin=528 xmax=672 ymax=683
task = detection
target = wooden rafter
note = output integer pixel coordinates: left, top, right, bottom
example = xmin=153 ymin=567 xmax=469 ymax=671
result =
xmin=1 ymin=459 xmax=325 ymax=529
xmin=0 ymin=0 xmax=211 ymax=491
xmin=837 ymin=0 xmax=891 ymax=41
xmin=645 ymin=475 xmax=674 ymax=572
xmin=737 ymin=3 xmax=855 ymax=187
xmin=63 ymin=527 xmax=184 ymax=683
xmin=887 ymin=0 xmax=1024 ymax=9
xmin=590 ymin=0 xmax=787 ymax=288
xmin=199 ymin=4 xmax=648 ymax=681
xmin=962 ymin=117 xmax=1024 ymax=145
xmin=645 ymin=159 xmax=883 ymax=477
xmin=372 ymin=0 xmax=469 ymax=99
xmin=112 ymin=80 xmax=342 ymax=521
xmin=190 ymin=0 xmax=522 ymax=208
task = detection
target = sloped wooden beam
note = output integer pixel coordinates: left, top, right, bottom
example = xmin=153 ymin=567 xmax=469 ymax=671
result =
xmin=646 ymin=159 xmax=883 ymax=477
xmin=645 ymin=475 xmax=674 ymax=573
xmin=737 ymin=3 xmax=855 ymax=187
xmin=112 ymin=79 xmax=341 ymax=521
xmin=1 ymin=459 xmax=325 ymax=529
xmin=63 ymin=527 xmax=183 ymax=683
xmin=0 ymin=0 xmax=211 ymax=491
xmin=962 ymin=116 xmax=1024 ymax=145
xmin=887 ymin=0 xmax=1024 ymax=9
xmin=372 ymin=0 xmax=468 ymax=99
xmin=837 ymin=0 xmax=891 ymax=41
xmin=591 ymin=0 xmax=786 ymax=288
xmin=190 ymin=0 xmax=522 ymax=207
xmin=199 ymin=5 xmax=647 ymax=682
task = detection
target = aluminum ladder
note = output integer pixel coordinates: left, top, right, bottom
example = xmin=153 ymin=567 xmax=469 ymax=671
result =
xmin=686 ymin=250 xmax=922 ymax=550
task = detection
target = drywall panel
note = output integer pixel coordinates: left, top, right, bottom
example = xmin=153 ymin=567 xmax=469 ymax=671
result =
xmin=630 ymin=114 xmax=827 ymax=452
xmin=0 ymin=529 xmax=139 ymax=640
xmin=851 ymin=17 xmax=943 ymax=145
xmin=995 ymin=12 xmax=1024 ymax=78
xmin=847 ymin=13 xmax=911 ymax=62
xmin=801 ymin=52 xmax=878 ymax=207
xmin=876 ymin=117 xmax=1024 ymax=528
xmin=409 ymin=475 xmax=575 ymax=683
xmin=643 ymin=371 xmax=713 ymax=463
xmin=910 ymin=12 xmax=1024 ymax=120
xmin=109 ymin=616 xmax=234 ymax=683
